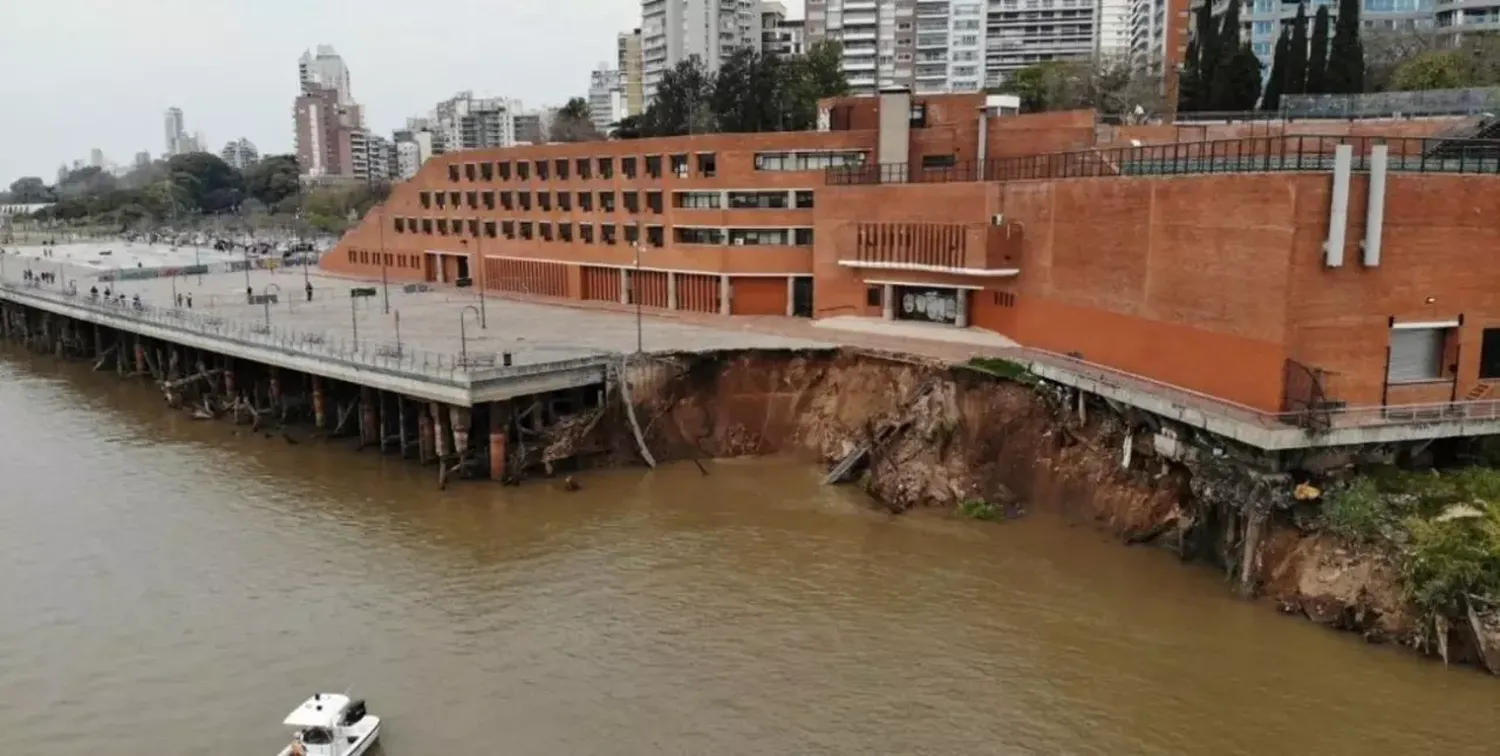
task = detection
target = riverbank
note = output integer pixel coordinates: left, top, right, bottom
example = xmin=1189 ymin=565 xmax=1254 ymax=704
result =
xmin=625 ymin=348 xmax=1500 ymax=674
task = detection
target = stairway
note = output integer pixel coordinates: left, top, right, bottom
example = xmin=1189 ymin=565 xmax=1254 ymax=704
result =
xmin=1422 ymin=117 xmax=1500 ymax=162
xmin=1464 ymin=382 xmax=1495 ymax=402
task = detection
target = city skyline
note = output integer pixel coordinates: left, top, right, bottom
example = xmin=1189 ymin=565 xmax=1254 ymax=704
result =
xmin=0 ymin=0 xmax=717 ymax=184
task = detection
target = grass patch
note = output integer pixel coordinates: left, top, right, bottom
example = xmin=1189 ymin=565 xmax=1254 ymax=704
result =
xmin=1324 ymin=465 xmax=1500 ymax=621
xmin=966 ymin=357 xmax=1038 ymax=385
xmin=958 ymin=498 xmax=1005 ymax=522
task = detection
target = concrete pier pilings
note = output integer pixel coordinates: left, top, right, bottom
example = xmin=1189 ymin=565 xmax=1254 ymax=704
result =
xmin=0 ymin=281 xmax=615 ymax=488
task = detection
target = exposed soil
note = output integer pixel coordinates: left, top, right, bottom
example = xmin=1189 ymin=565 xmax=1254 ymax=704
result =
xmin=625 ymin=348 xmax=1499 ymax=674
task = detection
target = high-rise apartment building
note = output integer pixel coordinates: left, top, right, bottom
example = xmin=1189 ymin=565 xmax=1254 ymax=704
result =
xmin=220 ymin=138 xmax=260 ymax=170
xmin=89 ymin=148 xmax=105 ymax=168
xmin=984 ymin=0 xmax=1098 ymax=86
xmin=589 ymin=67 xmax=627 ymax=134
xmin=428 ymin=92 xmax=522 ymax=151
xmin=641 ymin=0 xmax=759 ymax=101
xmin=760 ymin=1 xmax=806 ymax=55
xmin=134 ymin=151 xmax=151 ymax=169
xmin=163 ymin=107 xmax=185 ymax=156
xmin=294 ymin=45 xmax=372 ymax=180
xmin=299 ymin=45 xmax=355 ymax=105
xmin=1097 ymin=0 xmax=1134 ymax=60
xmin=803 ymin=0 xmax=990 ymax=94
xmin=1130 ymin=0 xmax=1189 ymax=108
xmin=618 ymin=29 xmax=646 ymax=117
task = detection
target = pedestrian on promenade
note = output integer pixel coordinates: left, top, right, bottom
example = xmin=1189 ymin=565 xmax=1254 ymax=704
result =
xmin=305 ymin=282 xmax=313 ymax=302
xmin=186 ymin=293 xmax=193 ymax=309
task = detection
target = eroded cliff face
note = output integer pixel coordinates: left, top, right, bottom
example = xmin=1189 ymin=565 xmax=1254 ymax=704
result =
xmin=624 ymin=349 xmax=1495 ymax=672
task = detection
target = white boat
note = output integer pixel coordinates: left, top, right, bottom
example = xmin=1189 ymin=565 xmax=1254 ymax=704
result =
xmin=275 ymin=693 xmax=381 ymax=756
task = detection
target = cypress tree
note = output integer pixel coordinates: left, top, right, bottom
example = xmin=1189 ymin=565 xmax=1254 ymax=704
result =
xmin=1285 ymin=2 xmax=1309 ymax=96
xmin=1193 ymin=0 xmax=1221 ymax=110
xmin=1306 ymin=6 xmax=1332 ymax=93
xmin=1262 ymin=31 xmax=1290 ymax=112
xmin=1210 ymin=0 xmax=1262 ymax=110
xmin=1326 ymin=0 xmax=1366 ymax=93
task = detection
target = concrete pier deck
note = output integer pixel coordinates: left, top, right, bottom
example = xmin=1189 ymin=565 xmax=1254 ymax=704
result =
xmin=0 ymin=245 xmax=831 ymax=406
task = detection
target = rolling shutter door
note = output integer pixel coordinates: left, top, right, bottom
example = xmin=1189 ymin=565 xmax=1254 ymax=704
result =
xmin=1387 ymin=328 xmax=1444 ymax=383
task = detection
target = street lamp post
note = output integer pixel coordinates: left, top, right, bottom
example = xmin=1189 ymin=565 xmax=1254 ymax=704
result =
xmin=459 ymin=304 xmax=480 ymax=365
xmin=243 ymin=245 xmax=252 ymax=303
xmin=633 ymin=222 xmax=644 ymax=354
xmin=460 ymin=237 xmax=487 ymax=330
xmin=262 ymin=283 xmax=281 ymax=330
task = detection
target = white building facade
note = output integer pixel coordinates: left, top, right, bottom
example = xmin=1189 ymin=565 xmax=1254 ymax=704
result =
xmin=588 ymin=67 xmax=627 ymax=134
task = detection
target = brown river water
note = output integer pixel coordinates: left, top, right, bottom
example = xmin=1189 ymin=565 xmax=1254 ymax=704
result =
xmin=1 ymin=347 xmax=1496 ymax=756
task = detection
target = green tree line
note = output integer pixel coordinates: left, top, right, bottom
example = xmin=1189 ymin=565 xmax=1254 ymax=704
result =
xmin=613 ymin=41 xmax=849 ymax=138
xmin=5 ymin=154 xmax=389 ymax=234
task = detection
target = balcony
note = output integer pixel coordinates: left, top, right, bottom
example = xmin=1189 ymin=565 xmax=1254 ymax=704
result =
xmin=838 ymin=222 xmax=1021 ymax=278
xmin=843 ymin=57 xmax=878 ymax=71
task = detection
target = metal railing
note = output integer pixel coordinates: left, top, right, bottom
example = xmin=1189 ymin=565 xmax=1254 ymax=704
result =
xmin=0 ymin=279 xmax=616 ymax=385
xmin=1164 ymin=88 xmax=1500 ymax=124
xmin=1026 ymin=348 xmax=1500 ymax=435
xmin=827 ymin=134 xmax=1500 ymax=185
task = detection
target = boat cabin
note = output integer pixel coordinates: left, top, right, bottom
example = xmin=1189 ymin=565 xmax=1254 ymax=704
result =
xmin=281 ymin=693 xmax=370 ymax=756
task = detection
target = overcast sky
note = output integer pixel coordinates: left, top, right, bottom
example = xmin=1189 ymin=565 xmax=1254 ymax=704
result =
xmin=0 ymin=0 xmax=805 ymax=186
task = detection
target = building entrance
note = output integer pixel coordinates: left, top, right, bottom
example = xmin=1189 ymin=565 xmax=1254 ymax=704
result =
xmin=894 ymin=286 xmax=960 ymax=326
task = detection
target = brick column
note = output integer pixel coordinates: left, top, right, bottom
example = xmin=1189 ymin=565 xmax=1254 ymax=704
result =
xmin=619 ymin=269 xmax=630 ymax=304
xmin=955 ymin=289 xmax=969 ymax=328
xmin=311 ymin=376 xmax=327 ymax=429
xmin=719 ymin=275 xmax=731 ymax=316
xmin=667 ymin=272 xmax=677 ymax=311
xmin=489 ymin=400 xmax=511 ymax=482
xmin=882 ymin=284 xmax=895 ymax=321
xmin=785 ymin=277 xmax=796 ymax=317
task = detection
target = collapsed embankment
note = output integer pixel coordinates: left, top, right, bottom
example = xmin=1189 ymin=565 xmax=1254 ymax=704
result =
xmin=622 ymin=348 xmax=1500 ymax=674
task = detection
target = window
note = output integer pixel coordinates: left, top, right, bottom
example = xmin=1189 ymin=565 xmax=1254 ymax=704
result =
xmin=729 ymin=228 xmax=790 ymax=246
xmin=519 ymin=221 xmax=533 ymax=240
xmin=559 ymin=192 xmax=572 ymax=211
xmin=729 ymin=191 xmax=790 ymax=209
xmin=421 ymin=218 xmax=433 ymax=234
xmin=466 ymin=191 xmax=478 ymax=208
xmin=755 ymin=150 xmax=867 ymax=171
xmin=622 ymin=156 xmax=637 ymax=178
xmin=624 ymin=191 xmax=640 ymax=213
xmin=646 ymin=191 xmax=663 ymax=213
xmin=577 ymin=158 xmax=592 ymax=179
xmin=484 ymin=220 xmax=497 ymax=238
xmin=448 ymin=164 xmax=460 ymax=182
xmin=670 ymin=154 xmax=689 ymax=177
xmin=480 ymin=162 xmax=493 ymax=181
xmin=482 ymin=191 xmax=495 ymax=210
xmin=436 ymin=192 xmax=448 ymax=209
xmin=1387 ymin=326 xmax=1449 ymax=383
xmin=598 ymin=157 xmax=613 ymax=178
xmin=436 ymin=218 xmax=449 ymax=235
xmin=499 ymin=161 xmax=512 ymax=180
xmin=921 ymin=154 xmax=957 ymax=169
xmin=539 ymin=222 xmax=553 ymax=241
xmin=647 ymin=226 xmax=664 ymax=247
xmin=580 ymin=223 xmax=594 ymax=243
xmin=674 ymin=191 xmax=721 ymax=209
xmin=559 ymin=222 xmax=573 ymax=242
xmin=675 ymin=227 xmax=726 ymax=245
xmin=645 ymin=155 xmax=662 ymax=178
xmin=538 ymin=191 xmax=551 ymax=211
xmin=795 ymin=190 xmax=814 ymax=209
xmin=697 ymin=153 xmax=717 ymax=177
xmin=866 ymin=286 xmax=882 ymax=307
xmin=500 ymin=191 xmax=514 ymax=210
xmin=1252 ymin=20 xmax=1273 ymax=34
xmin=536 ymin=160 xmax=549 ymax=180
xmin=464 ymin=163 xmax=476 ymax=181
xmin=794 ymin=228 xmax=814 ymax=246
xmin=394 ymin=217 xmax=406 ymax=233
xmin=625 ymin=224 xmax=640 ymax=244
xmin=601 ymin=224 xmax=617 ymax=245
xmin=502 ymin=220 xmax=515 ymax=239
xmin=519 ymin=191 xmax=532 ymax=211
xmin=1481 ymin=328 xmax=1500 ymax=380
xmin=580 ymin=192 xmax=594 ymax=211
xmin=419 ymin=191 xmax=432 ymax=209
xmin=551 ymin=159 xmax=566 ymax=180
xmin=600 ymin=191 xmax=616 ymax=212
xmin=517 ymin=162 xmax=530 ymax=180
xmin=449 ymin=191 xmax=460 ymax=206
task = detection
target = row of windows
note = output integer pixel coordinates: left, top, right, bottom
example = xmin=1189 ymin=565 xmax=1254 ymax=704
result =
xmin=348 ymin=249 xmax=422 ymax=269
xmin=387 ymin=216 xmax=814 ymax=247
xmin=439 ymin=150 xmax=868 ymax=183
xmin=418 ymin=188 xmax=817 ymax=213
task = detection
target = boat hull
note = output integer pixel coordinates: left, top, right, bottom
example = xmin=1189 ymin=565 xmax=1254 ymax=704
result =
xmin=275 ymin=716 xmax=380 ymax=756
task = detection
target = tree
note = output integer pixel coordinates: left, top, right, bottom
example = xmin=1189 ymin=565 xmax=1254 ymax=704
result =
xmin=779 ymin=41 xmax=849 ymax=130
xmin=1306 ymin=6 xmax=1332 ymax=93
xmin=610 ymin=114 xmax=646 ymax=140
xmin=7 ymin=176 xmax=52 ymax=203
xmin=640 ymin=57 xmax=716 ymax=137
xmin=712 ymin=48 xmax=787 ymax=132
xmin=54 ymin=166 xmax=118 ymax=200
xmin=1285 ymin=2 xmax=1309 ymax=96
xmin=1178 ymin=0 xmax=1219 ymax=111
xmin=1007 ymin=59 xmax=1163 ymax=117
xmin=1207 ymin=0 xmax=1263 ymax=111
xmin=1262 ymin=31 xmax=1290 ymax=111
xmin=242 ymin=154 xmax=301 ymax=209
xmin=1389 ymin=35 xmax=1500 ymax=90
xmin=1363 ymin=28 xmax=1441 ymax=91
xmin=1325 ymin=0 xmax=1366 ymax=93
xmin=166 ymin=152 xmax=244 ymax=214
xmin=549 ymin=97 xmax=605 ymax=142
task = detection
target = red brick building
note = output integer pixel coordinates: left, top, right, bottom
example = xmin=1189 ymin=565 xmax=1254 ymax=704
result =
xmin=323 ymin=90 xmax=1500 ymax=416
